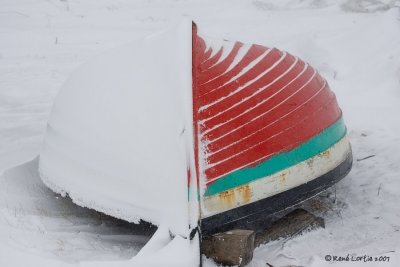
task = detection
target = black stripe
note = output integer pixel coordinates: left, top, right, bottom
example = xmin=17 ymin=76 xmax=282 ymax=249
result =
xmin=201 ymin=148 xmax=353 ymax=236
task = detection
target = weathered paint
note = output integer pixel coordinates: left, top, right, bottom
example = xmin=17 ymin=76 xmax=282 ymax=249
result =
xmin=202 ymin=135 xmax=351 ymax=217
xmin=191 ymin=24 xmax=352 ymax=225
xmin=215 ymin=184 xmax=253 ymax=211
xmin=201 ymin=150 xmax=352 ymax=235
xmin=192 ymin=29 xmax=344 ymax=190
xmin=204 ymin=116 xmax=346 ymax=196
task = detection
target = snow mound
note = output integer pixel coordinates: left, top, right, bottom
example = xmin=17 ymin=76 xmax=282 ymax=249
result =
xmin=39 ymin=21 xmax=194 ymax=236
xmin=0 ymin=158 xmax=154 ymax=265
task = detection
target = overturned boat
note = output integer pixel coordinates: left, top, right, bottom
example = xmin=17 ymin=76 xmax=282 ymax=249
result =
xmin=191 ymin=25 xmax=352 ymax=235
xmin=39 ymin=21 xmax=352 ymax=246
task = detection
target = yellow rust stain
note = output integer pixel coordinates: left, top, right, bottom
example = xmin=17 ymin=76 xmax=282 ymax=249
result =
xmin=320 ymin=150 xmax=331 ymax=159
xmin=236 ymin=184 xmax=252 ymax=204
xmin=218 ymin=190 xmax=235 ymax=208
xmin=218 ymin=184 xmax=253 ymax=208
xmin=278 ymin=172 xmax=287 ymax=187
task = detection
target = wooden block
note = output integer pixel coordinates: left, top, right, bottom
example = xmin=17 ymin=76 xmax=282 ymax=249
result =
xmin=202 ymin=229 xmax=255 ymax=266
xmin=254 ymin=209 xmax=325 ymax=247
xmin=201 ymin=209 xmax=324 ymax=266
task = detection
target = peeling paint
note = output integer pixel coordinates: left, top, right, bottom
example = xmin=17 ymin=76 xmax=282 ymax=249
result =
xmin=217 ymin=184 xmax=253 ymax=209
xmin=236 ymin=184 xmax=252 ymax=204
xmin=278 ymin=172 xmax=288 ymax=187
xmin=218 ymin=190 xmax=235 ymax=208
xmin=202 ymin=136 xmax=351 ymax=217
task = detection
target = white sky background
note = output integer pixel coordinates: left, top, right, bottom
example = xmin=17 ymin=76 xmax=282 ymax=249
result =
xmin=1 ymin=0 xmax=400 ymax=266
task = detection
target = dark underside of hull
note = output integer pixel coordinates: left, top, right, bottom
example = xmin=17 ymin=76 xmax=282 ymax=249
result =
xmin=201 ymin=149 xmax=353 ymax=236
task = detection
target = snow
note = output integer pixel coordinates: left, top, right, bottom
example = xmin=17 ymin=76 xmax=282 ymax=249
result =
xmin=1 ymin=0 xmax=400 ymax=266
xmin=0 ymin=158 xmax=154 ymax=266
xmin=38 ymin=20 xmax=194 ymax=237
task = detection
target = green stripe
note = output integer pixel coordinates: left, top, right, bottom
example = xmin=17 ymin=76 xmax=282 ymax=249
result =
xmin=204 ymin=117 xmax=347 ymax=196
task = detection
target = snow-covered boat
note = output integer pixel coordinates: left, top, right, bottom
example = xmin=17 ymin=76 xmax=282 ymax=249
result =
xmin=39 ymin=21 xmax=352 ymax=241
xmin=191 ymin=24 xmax=353 ymax=235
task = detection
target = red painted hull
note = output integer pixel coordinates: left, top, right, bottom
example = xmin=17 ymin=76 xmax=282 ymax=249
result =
xmin=192 ymin=24 xmax=342 ymax=186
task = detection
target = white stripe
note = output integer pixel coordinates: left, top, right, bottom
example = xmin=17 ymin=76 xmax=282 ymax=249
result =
xmin=208 ymin=79 xmax=328 ymax=158
xmin=202 ymin=37 xmax=224 ymax=58
xmin=199 ymin=47 xmax=271 ymax=88
xmin=199 ymin=51 xmax=288 ymax=111
xmin=201 ymin=47 xmax=221 ymax=66
xmin=201 ymin=136 xmax=351 ymax=217
xmin=213 ymin=40 xmax=235 ymax=66
xmin=204 ymin=77 xmax=327 ymax=175
xmin=202 ymin=57 xmax=302 ymax=128
xmin=202 ymin=67 xmax=316 ymax=142
xmin=225 ymin=43 xmax=252 ymax=72
xmin=207 ymin=45 xmax=220 ymax=59
xmin=225 ymin=46 xmax=273 ymax=84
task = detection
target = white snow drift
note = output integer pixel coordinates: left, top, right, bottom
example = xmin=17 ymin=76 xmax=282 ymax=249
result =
xmin=38 ymin=22 xmax=195 ymax=237
xmin=1 ymin=0 xmax=400 ymax=266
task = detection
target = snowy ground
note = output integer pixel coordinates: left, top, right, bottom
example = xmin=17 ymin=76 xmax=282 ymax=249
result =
xmin=1 ymin=0 xmax=400 ymax=266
